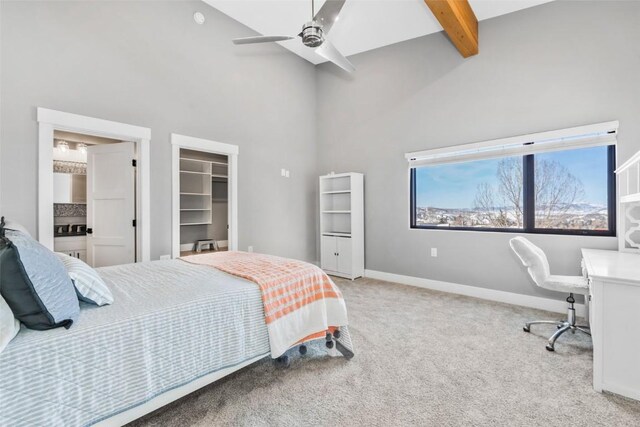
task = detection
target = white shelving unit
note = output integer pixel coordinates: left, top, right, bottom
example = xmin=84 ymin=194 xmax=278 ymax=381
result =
xmin=319 ymin=172 xmax=364 ymax=280
xmin=180 ymin=158 xmax=213 ymax=226
xmin=616 ymin=149 xmax=640 ymax=253
xmin=179 ymin=156 xmax=229 ymax=227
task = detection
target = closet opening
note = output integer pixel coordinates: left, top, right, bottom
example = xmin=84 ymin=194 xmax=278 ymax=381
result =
xmin=178 ymin=149 xmax=228 ymax=255
xmin=171 ymin=134 xmax=238 ymax=258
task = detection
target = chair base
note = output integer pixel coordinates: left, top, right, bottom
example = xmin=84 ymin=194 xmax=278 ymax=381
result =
xmin=523 ymin=293 xmax=590 ymax=351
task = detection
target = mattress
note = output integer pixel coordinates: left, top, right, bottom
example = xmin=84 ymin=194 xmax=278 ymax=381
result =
xmin=0 ymin=260 xmax=270 ymax=427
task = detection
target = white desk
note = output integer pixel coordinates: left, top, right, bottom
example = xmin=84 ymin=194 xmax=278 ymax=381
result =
xmin=581 ymin=248 xmax=640 ymax=401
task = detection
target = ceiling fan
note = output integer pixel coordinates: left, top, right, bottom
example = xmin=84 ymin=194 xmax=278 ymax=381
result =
xmin=232 ymin=0 xmax=355 ymax=73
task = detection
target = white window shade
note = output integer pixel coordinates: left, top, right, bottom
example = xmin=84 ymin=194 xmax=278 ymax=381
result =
xmin=406 ymin=121 xmax=618 ymax=168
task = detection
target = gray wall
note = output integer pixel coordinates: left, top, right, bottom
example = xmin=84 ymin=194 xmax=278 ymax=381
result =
xmin=0 ymin=1 xmax=318 ymax=262
xmin=316 ymin=1 xmax=640 ymax=300
xmin=2 ymin=0 xmax=638 ymax=303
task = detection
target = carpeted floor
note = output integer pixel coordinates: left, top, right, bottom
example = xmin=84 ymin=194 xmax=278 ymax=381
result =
xmin=130 ymin=277 xmax=640 ymax=426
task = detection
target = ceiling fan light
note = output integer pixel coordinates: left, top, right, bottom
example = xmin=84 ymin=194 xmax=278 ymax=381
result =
xmin=301 ymin=21 xmax=324 ymax=48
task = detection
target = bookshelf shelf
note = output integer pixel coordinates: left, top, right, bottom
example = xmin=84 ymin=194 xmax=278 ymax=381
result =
xmin=319 ymin=173 xmax=364 ymax=280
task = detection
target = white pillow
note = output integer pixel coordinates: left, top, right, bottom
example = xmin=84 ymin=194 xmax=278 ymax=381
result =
xmin=55 ymin=253 xmax=114 ymax=306
xmin=3 ymin=219 xmax=32 ymax=238
xmin=1 ymin=294 xmax=21 ymax=353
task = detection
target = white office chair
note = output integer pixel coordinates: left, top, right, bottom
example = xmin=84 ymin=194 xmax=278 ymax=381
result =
xmin=509 ymin=236 xmax=590 ymax=351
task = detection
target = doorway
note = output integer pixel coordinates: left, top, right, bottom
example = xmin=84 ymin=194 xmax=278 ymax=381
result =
xmin=38 ymin=108 xmax=151 ymax=263
xmin=171 ymin=134 xmax=238 ymax=258
xmin=53 ymin=131 xmax=137 ymax=267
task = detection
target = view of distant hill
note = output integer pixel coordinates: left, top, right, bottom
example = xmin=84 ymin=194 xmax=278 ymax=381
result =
xmin=415 ymin=203 xmax=608 ymax=230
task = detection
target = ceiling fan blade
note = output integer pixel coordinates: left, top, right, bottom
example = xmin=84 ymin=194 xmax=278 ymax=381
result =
xmin=315 ymin=39 xmax=355 ymax=73
xmin=313 ymin=0 xmax=346 ymax=36
xmin=232 ymin=35 xmax=294 ymax=45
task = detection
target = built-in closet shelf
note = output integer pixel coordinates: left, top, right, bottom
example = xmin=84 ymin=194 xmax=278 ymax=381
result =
xmin=322 ymin=232 xmax=352 ymax=237
xmin=322 ymin=190 xmax=351 ymax=194
xmin=322 ymin=210 xmax=351 ymax=214
xmin=180 ymin=170 xmax=210 ymax=176
xmin=211 ymin=174 xmax=228 ymax=179
xmin=179 ymin=157 xmax=223 ymax=164
xmin=180 ymin=208 xmax=211 ymax=211
xmin=180 ymin=192 xmax=210 ymax=196
xmin=180 ymin=222 xmax=210 ymax=226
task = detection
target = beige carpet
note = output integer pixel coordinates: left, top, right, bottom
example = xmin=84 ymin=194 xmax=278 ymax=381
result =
xmin=130 ymin=277 xmax=640 ymax=426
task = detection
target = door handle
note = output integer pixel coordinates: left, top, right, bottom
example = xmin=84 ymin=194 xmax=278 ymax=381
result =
xmin=86 ymin=228 xmax=93 ymax=234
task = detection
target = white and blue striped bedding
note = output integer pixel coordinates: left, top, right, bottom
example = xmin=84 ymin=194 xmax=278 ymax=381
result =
xmin=0 ymin=260 xmax=270 ymax=427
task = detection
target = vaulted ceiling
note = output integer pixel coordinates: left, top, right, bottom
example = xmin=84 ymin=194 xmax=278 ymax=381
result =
xmin=205 ymin=0 xmax=554 ymax=64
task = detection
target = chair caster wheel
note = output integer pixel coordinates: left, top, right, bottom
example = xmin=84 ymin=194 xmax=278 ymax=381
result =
xmin=299 ymin=345 xmax=307 ymax=355
xmin=326 ymin=340 xmax=334 ymax=349
xmin=275 ymin=355 xmax=290 ymax=368
xmin=557 ymin=324 xmax=563 ymax=329
xmin=523 ymin=326 xmax=530 ymax=333
xmin=333 ymin=329 xmax=341 ymax=339
xmin=545 ymin=344 xmax=555 ymax=352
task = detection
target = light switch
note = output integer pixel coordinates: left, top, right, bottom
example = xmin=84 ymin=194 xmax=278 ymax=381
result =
xmin=431 ymin=248 xmax=438 ymax=257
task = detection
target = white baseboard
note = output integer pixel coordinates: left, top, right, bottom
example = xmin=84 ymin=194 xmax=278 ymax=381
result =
xmin=364 ymin=269 xmax=586 ymax=317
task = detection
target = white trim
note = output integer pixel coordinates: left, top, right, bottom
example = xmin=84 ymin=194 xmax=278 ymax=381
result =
xmin=406 ymin=121 xmax=619 ymax=167
xmin=38 ymin=108 xmax=150 ymax=140
xmin=94 ymin=352 xmax=268 ymax=427
xmin=364 ymin=269 xmax=587 ymax=318
xmin=171 ymin=133 xmax=239 ymax=259
xmin=37 ymin=108 xmax=151 ymax=262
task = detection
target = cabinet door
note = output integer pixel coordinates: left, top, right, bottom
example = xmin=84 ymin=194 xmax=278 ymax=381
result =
xmin=336 ymin=237 xmax=352 ymax=277
xmin=321 ymin=236 xmax=337 ymax=272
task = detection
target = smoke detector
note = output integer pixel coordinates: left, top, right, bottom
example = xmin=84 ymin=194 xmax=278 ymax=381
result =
xmin=193 ymin=12 xmax=205 ymax=25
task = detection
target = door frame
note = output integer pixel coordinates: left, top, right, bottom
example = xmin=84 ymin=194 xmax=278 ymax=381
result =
xmin=171 ymin=133 xmax=239 ymax=258
xmin=37 ymin=107 xmax=151 ymax=262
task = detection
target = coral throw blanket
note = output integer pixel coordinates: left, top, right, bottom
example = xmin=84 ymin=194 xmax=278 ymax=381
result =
xmin=180 ymin=251 xmax=349 ymax=358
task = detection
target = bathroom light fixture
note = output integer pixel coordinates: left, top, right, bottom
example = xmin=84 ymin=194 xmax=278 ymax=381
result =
xmin=57 ymin=140 xmax=69 ymax=153
xmin=77 ymin=143 xmax=87 ymax=154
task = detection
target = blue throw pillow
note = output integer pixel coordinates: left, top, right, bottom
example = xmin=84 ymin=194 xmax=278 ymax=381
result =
xmin=0 ymin=227 xmax=79 ymax=330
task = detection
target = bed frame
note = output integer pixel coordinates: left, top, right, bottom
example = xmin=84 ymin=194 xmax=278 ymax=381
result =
xmin=95 ymin=353 xmax=268 ymax=426
xmin=96 ymin=329 xmax=354 ymax=426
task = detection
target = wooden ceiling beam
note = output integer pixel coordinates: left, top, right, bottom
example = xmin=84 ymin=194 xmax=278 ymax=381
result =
xmin=424 ymin=0 xmax=478 ymax=58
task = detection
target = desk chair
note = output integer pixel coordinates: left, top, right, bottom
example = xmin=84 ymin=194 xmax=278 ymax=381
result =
xmin=509 ymin=236 xmax=590 ymax=351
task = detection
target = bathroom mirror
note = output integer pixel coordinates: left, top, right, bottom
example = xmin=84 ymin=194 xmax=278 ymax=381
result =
xmin=53 ymin=172 xmax=87 ymax=204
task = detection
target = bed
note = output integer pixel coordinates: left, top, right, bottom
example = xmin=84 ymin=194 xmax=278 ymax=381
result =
xmin=0 ymin=259 xmax=352 ymax=427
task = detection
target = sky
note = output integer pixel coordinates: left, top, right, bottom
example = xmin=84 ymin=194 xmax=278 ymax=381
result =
xmin=415 ymin=146 xmax=609 ymax=209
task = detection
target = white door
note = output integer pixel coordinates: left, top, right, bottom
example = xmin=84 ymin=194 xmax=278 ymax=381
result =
xmin=321 ymin=235 xmax=338 ymax=272
xmin=337 ymin=237 xmax=353 ymax=277
xmin=86 ymin=142 xmax=136 ymax=267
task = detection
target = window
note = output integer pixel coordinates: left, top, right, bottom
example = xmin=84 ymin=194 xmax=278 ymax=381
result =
xmin=410 ymin=145 xmax=616 ymax=236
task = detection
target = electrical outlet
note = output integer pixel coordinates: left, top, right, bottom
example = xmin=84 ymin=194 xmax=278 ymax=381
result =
xmin=281 ymin=168 xmax=286 ymax=177
xmin=285 ymin=170 xmax=290 ymax=178
xmin=430 ymin=248 xmax=438 ymax=257
xmin=159 ymin=254 xmax=171 ymax=260
xmin=248 ymin=246 xmax=254 ymax=253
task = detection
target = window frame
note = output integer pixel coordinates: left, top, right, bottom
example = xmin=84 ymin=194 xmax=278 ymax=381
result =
xmin=409 ymin=145 xmax=616 ymax=237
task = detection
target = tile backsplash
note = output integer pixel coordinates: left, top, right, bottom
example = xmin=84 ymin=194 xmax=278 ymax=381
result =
xmin=54 ymin=203 xmax=86 ymax=218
